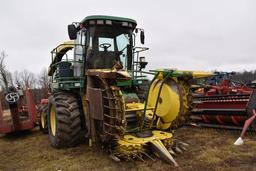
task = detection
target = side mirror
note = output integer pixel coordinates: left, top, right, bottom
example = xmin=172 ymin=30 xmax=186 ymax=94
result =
xmin=68 ymin=24 xmax=77 ymax=40
xmin=139 ymin=56 xmax=148 ymax=70
xmin=140 ymin=30 xmax=145 ymax=44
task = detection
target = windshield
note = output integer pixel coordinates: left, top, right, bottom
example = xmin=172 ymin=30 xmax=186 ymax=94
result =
xmin=86 ymin=26 xmax=133 ymax=69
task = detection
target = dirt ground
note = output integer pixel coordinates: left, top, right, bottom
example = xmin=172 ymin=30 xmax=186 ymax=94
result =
xmin=0 ymin=126 xmax=255 ymax=171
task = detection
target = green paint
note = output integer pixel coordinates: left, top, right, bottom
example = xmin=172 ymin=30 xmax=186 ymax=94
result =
xmin=150 ymin=69 xmax=193 ymax=78
xmin=117 ymin=80 xmax=132 ymax=87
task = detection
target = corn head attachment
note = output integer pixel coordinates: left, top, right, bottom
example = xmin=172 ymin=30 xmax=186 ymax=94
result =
xmin=102 ymin=69 xmax=213 ymax=165
xmin=74 ymin=68 xmax=213 ymax=166
xmin=85 ymin=69 xmax=180 ymax=165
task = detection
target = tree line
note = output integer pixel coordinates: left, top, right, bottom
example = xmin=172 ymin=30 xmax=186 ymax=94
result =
xmin=231 ymin=71 xmax=256 ymax=84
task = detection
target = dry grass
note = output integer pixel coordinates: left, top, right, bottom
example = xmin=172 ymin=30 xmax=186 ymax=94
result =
xmin=0 ymin=126 xmax=256 ymax=171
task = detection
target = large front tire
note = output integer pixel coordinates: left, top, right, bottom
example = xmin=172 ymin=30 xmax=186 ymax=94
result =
xmin=48 ymin=92 xmax=84 ymax=148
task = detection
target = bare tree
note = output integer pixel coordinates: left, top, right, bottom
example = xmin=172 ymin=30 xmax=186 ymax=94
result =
xmin=12 ymin=69 xmax=37 ymax=89
xmin=38 ymin=67 xmax=49 ymax=89
xmin=7 ymin=71 xmax=13 ymax=86
xmin=0 ymin=51 xmax=12 ymax=90
xmin=37 ymin=67 xmax=49 ymax=98
xmin=232 ymin=70 xmax=256 ymax=84
xmin=19 ymin=69 xmax=37 ymax=88
xmin=13 ymin=70 xmax=22 ymax=86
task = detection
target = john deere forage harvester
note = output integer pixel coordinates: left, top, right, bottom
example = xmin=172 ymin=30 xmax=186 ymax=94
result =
xmin=40 ymin=15 xmax=213 ymax=166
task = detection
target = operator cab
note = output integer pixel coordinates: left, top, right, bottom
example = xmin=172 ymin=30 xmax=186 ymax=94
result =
xmin=48 ymin=15 xmax=147 ymax=91
xmin=68 ymin=15 xmax=139 ymax=71
xmin=86 ymin=25 xmax=133 ymax=70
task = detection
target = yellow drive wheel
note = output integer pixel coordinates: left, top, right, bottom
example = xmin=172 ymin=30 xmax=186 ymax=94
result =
xmin=41 ymin=111 xmax=46 ymax=129
xmin=39 ymin=105 xmax=48 ymax=134
xmin=50 ymin=105 xmax=56 ymax=136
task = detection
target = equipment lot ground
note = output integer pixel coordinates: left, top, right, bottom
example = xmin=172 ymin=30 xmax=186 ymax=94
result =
xmin=0 ymin=126 xmax=255 ymax=171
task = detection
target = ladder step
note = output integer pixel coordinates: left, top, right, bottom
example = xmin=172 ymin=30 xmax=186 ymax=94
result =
xmin=103 ymin=96 xmax=118 ymax=100
xmin=104 ymin=105 xmax=121 ymax=110
xmin=103 ymin=122 xmax=119 ymax=129
xmin=104 ymin=114 xmax=122 ymax=121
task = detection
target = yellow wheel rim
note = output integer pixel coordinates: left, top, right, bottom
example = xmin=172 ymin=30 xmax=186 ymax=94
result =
xmin=50 ymin=105 xmax=56 ymax=136
xmin=41 ymin=111 xmax=45 ymax=129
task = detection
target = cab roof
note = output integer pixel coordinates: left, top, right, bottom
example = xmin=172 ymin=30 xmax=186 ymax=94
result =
xmin=81 ymin=15 xmax=137 ymax=27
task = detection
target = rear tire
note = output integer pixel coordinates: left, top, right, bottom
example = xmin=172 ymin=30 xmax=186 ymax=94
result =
xmin=47 ymin=92 xmax=85 ymax=148
xmin=39 ymin=105 xmax=48 ymax=134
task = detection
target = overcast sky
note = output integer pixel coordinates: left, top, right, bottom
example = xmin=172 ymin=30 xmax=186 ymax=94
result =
xmin=0 ymin=0 xmax=255 ymax=75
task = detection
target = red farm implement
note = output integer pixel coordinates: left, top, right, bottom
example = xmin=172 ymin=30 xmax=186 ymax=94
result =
xmin=190 ymin=74 xmax=256 ymax=130
xmin=0 ymin=87 xmax=38 ymax=134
